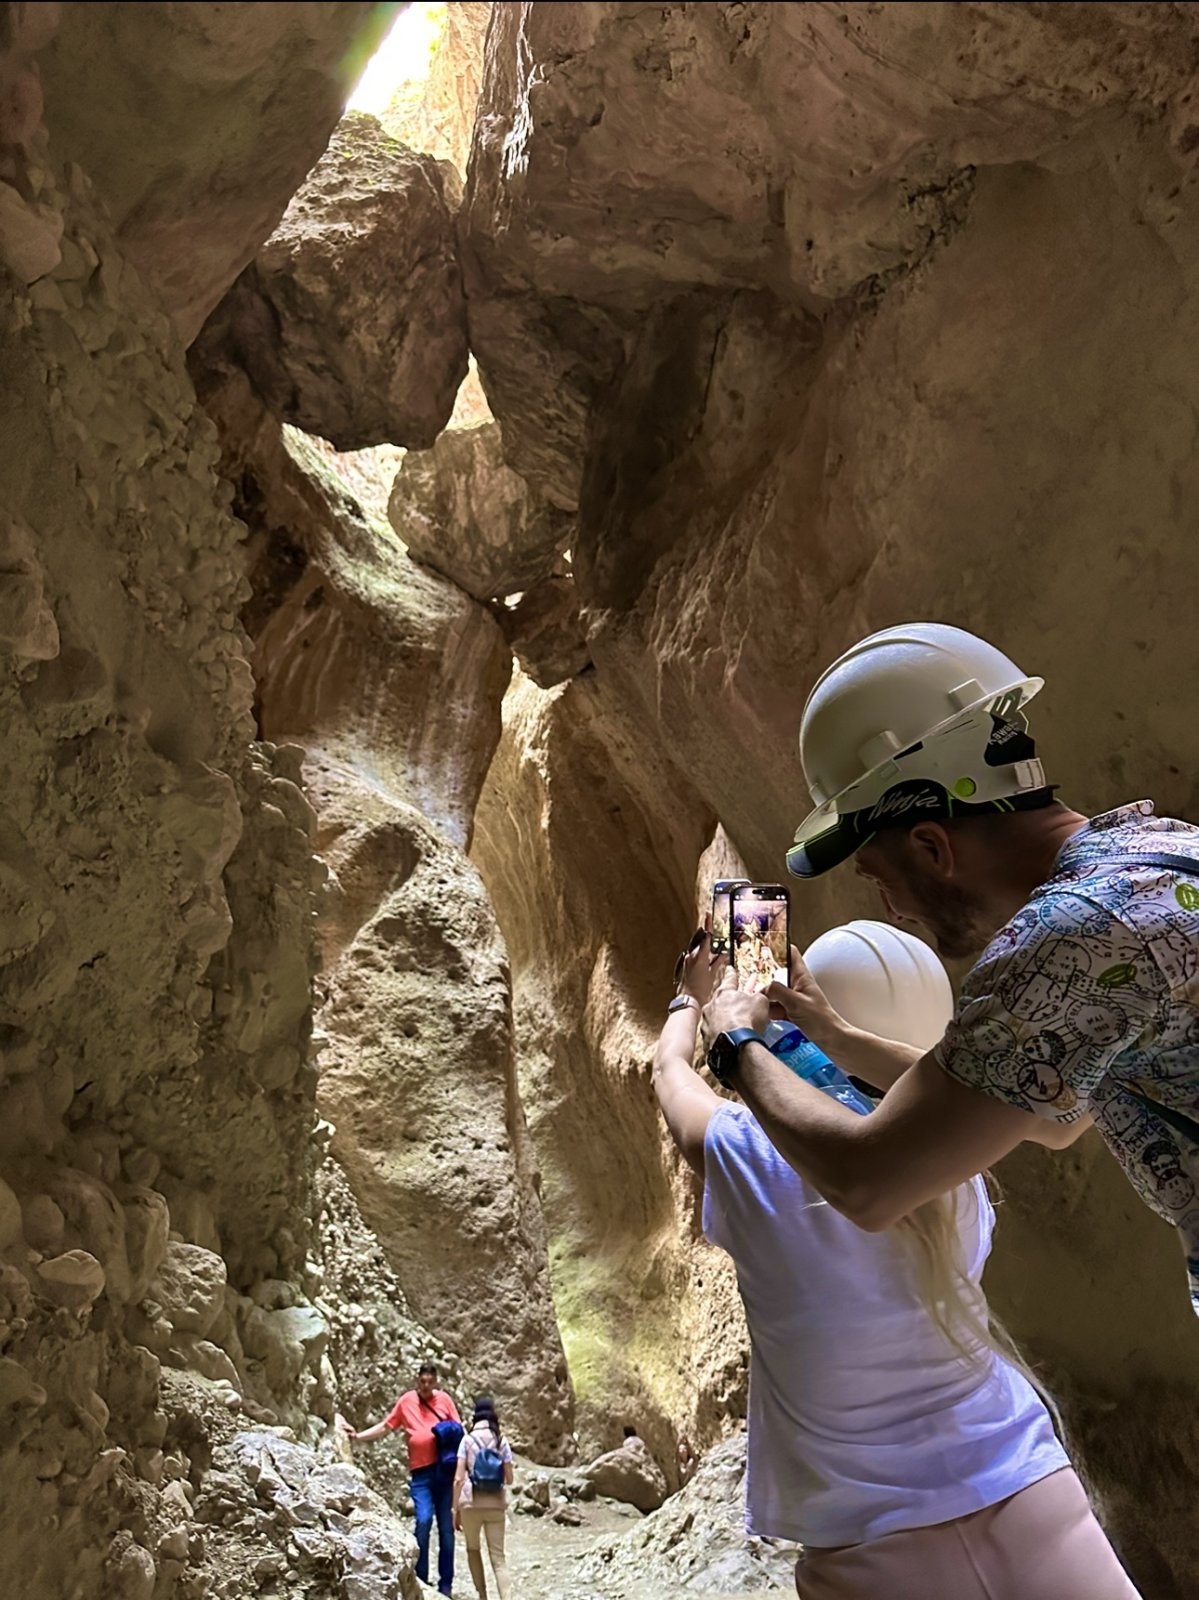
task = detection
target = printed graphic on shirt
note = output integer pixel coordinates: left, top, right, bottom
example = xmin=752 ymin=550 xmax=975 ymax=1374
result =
xmin=935 ymin=802 xmax=1199 ymax=1312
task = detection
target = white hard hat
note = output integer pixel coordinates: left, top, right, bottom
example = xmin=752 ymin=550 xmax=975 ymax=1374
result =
xmin=801 ymin=920 xmax=954 ymax=1050
xmin=787 ymin=623 xmax=1050 ymax=878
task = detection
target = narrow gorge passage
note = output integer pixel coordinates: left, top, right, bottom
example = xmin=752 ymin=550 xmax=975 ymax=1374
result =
xmin=1 ymin=3 xmax=1199 ymax=1599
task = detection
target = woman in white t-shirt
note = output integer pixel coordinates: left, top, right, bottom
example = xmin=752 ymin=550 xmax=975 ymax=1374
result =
xmin=652 ymin=929 xmax=1141 ymax=1600
xmin=452 ymin=1398 xmax=514 ymax=1600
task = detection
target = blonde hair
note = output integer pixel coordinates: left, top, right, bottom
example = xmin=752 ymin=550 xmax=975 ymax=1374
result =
xmin=897 ymin=1181 xmax=1065 ymax=1436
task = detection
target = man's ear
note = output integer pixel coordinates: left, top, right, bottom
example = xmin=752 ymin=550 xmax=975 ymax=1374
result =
xmin=906 ymin=820 xmax=956 ymax=876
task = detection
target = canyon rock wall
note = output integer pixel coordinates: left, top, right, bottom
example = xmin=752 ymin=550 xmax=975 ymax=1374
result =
xmin=39 ymin=1 xmax=395 ymax=341
xmin=473 ymin=673 xmax=747 ymax=1464
xmin=0 ymin=98 xmax=341 ymax=1600
xmin=0 ymin=9 xmax=434 ymax=1597
xmin=464 ymin=3 xmax=1199 ymax=1587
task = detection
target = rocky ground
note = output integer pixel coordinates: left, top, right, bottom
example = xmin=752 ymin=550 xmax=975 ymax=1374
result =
xmin=437 ymin=1438 xmax=797 ymax=1600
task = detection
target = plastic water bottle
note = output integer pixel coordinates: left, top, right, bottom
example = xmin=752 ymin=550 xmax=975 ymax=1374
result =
xmin=764 ymin=1021 xmax=876 ymax=1116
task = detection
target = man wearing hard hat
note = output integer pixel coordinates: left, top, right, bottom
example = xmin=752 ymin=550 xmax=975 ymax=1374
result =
xmin=703 ymin=623 xmax=1199 ymax=1312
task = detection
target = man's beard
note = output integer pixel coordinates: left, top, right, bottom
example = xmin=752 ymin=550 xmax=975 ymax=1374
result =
xmin=905 ymin=874 xmax=987 ymax=961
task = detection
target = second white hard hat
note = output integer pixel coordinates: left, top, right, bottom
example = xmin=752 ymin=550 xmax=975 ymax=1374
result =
xmin=801 ymin=919 xmax=954 ymax=1051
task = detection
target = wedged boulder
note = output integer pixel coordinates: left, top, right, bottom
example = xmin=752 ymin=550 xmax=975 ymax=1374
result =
xmin=197 ymin=113 xmax=468 ymax=450
xmin=389 ymin=421 xmax=571 ymax=600
xmin=500 ymin=574 xmax=591 ymax=688
xmin=40 ymin=2 xmax=390 ymax=340
xmin=580 ymin=1438 xmax=668 ymax=1514
xmin=194 ymin=364 xmax=510 ymax=849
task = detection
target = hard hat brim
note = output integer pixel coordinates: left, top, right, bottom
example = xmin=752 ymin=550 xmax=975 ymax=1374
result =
xmin=785 ymin=808 xmax=875 ymax=878
xmin=785 ymin=778 xmax=1058 ymax=879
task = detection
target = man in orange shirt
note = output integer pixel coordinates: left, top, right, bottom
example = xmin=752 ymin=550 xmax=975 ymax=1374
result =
xmin=345 ymin=1362 xmax=462 ymax=1595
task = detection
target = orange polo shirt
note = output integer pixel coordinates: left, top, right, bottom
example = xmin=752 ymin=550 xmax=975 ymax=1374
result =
xmin=384 ymin=1389 xmax=460 ymax=1469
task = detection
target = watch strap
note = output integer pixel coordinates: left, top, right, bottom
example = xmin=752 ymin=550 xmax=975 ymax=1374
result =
xmin=707 ymin=1027 xmax=765 ymax=1084
xmin=667 ymin=994 xmax=700 ymax=1016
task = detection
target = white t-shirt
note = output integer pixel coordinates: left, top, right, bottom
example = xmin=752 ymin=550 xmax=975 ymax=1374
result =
xmin=456 ymin=1424 xmax=513 ymax=1508
xmin=703 ymin=1102 xmax=1068 ymax=1547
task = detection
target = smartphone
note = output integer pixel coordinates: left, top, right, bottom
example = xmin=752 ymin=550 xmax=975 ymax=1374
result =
xmin=731 ymin=883 xmax=790 ymax=995
xmin=710 ymin=878 xmax=750 ymax=956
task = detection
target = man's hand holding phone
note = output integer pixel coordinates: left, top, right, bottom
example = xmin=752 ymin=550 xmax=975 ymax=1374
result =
xmin=702 ymin=963 xmax=770 ymax=1055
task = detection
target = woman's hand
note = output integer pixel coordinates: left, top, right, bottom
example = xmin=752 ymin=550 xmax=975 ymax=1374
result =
xmin=452 ymin=1510 xmax=462 ymax=1532
xmin=677 ymin=928 xmax=724 ymax=1007
xmin=764 ymin=946 xmax=845 ymax=1048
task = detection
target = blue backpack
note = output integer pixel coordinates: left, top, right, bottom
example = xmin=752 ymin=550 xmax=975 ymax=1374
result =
xmin=469 ymin=1429 xmax=506 ymax=1492
xmin=431 ymin=1415 xmax=464 ymax=1477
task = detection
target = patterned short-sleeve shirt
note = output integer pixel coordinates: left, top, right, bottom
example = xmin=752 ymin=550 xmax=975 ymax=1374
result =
xmin=935 ymin=802 xmax=1199 ymax=1311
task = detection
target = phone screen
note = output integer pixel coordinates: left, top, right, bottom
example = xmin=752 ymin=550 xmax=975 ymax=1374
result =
xmin=710 ymin=878 xmax=748 ymax=955
xmin=731 ymin=885 xmax=790 ymax=994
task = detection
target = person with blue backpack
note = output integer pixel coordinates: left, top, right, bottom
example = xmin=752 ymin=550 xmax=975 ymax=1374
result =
xmin=453 ymin=1398 xmax=515 ymax=1600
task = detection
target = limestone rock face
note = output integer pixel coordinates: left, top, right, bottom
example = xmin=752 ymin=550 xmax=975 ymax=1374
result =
xmin=194 ymin=363 xmax=510 ymax=850
xmin=580 ymin=1437 xmax=668 ymax=1513
xmin=199 ymin=114 xmax=468 ymax=451
xmin=0 ymin=28 xmax=340 ymax=1593
xmin=389 ymin=420 xmax=571 ymax=601
xmin=463 ymin=1 xmax=1199 ymax=508
xmin=40 ymin=2 xmax=390 ymax=341
xmin=309 ymin=751 xmax=574 ymax=1462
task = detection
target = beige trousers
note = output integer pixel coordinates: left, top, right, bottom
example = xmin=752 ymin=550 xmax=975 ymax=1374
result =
xmin=460 ymin=1503 xmax=510 ymax=1600
xmin=795 ymin=1469 xmax=1142 ymax=1600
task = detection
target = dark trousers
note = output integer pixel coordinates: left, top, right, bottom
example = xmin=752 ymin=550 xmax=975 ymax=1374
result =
xmin=410 ymin=1463 xmax=455 ymax=1594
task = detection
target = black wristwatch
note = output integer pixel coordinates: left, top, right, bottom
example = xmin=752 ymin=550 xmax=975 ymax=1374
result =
xmin=707 ymin=1027 xmax=765 ymax=1086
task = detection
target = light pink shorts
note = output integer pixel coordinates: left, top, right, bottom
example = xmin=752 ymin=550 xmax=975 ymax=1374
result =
xmin=795 ymin=1468 xmax=1142 ymax=1600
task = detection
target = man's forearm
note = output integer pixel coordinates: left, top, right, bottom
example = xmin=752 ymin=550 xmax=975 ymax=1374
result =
xmin=729 ymin=1042 xmax=877 ymax=1216
xmin=353 ymin=1421 xmax=389 ymax=1443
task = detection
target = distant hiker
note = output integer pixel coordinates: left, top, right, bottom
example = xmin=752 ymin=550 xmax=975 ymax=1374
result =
xmin=453 ymin=1397 xmax=514 ymax=1600
xmin=676 ymin=1432 xmax=697 ymax=1486
xmin=343 ymin=1361 xmax=461 ymax=1596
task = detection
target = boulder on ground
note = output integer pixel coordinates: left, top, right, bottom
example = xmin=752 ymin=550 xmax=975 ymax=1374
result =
xmin=580 ymin=1437 xmax=668 ymax=1513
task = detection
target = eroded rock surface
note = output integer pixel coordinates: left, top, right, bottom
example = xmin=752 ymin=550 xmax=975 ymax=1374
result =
xmin=308 ymin=752 xmax=574 ymax=1463
xmin=40 ymin=2 xmax=391 ymax=340
xmin=463 ymin=1 xmax=1199 ymax=508
xmin=198 ymin=113 xmax=468 ymax=451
